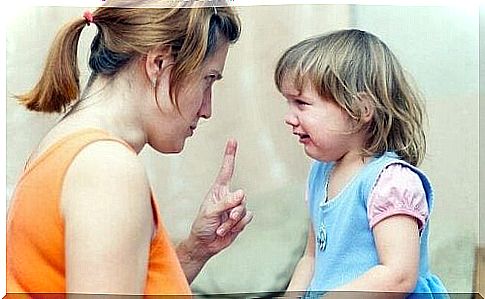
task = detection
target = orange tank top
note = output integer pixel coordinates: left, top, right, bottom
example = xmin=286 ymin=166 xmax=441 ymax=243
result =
xmin=6 ymin=128 xmax=191 ymax=295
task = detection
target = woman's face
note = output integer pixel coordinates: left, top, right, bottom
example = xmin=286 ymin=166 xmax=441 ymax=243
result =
xmin=145 ymin=42 xmax=230 ymax=153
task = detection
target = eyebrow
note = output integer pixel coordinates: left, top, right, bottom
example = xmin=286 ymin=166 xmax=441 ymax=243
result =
xmin=282 ymin=92 xmax=300 ymax=99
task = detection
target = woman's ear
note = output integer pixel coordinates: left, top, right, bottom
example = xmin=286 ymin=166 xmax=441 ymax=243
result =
xmin=145 ymin=46 xmax=173 ymax=86
xmin=356 ymin=92 xmax=375 ymax=123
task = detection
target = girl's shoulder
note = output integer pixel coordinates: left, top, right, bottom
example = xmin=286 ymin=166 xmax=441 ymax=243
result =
xmin=363 ymin=152 xmax=435 ymax=211
xmin=363 ymin=153 xmax=430 ymax=185
xmin=368 ymin=163 xmax=430 ymax=231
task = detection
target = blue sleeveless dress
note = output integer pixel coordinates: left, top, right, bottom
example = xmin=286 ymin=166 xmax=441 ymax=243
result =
xmin=305 ymin=152 xmax=448 ymax=298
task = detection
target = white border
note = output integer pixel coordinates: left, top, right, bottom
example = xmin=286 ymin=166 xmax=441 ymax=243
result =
xmin=2 ymin=0 xmax=481 ymax=297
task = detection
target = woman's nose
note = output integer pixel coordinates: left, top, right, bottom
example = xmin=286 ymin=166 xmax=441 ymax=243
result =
xmin=199 ymin=93 xmax=212 ymax=119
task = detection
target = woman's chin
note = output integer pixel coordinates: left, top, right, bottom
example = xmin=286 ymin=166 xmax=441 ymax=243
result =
xmin=151 ymin=140 xmax=185 ymax=154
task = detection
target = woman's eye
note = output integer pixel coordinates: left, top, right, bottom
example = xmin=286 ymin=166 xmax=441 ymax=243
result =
xmin=203 ymin=76 xmax=215 ymax=89
xmin=205 ymin=75 xmax=216 ymax=84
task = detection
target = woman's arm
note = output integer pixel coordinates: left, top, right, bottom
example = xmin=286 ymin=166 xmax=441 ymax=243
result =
xmin=175 ymin=139 xmax=253 ymax=284
xmin=175 ymin=194 xmax=253 ymax=284
xmin=62 ymin=141 xmax=153 ymax=294
xmin=325 ymin=214 xmax=420 ymax=298
xmin=285 ymin=221 xmax=316 ymax=296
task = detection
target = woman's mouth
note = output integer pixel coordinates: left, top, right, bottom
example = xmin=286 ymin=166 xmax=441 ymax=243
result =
xmin=188 ymin=125 xmax=197 ymax=136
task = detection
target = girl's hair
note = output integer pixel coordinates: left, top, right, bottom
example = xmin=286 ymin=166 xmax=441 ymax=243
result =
xmin=17 ymin=1 xmax=240 ymax=114
xmin=274 ymin=29 xmax=426 ymax=166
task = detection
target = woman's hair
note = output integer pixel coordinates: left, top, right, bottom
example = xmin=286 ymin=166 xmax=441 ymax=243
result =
xmin=17 ymin=1 xmax=240 ymax=114
xmin=274 ymin=29 xmax=426 ymax=166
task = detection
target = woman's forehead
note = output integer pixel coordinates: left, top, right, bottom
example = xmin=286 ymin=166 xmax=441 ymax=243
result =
xmin=201 ymin=42 xmax=229 ymax=72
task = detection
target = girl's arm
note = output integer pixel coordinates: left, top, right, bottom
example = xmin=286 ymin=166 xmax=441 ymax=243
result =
xmin=62 ymin=141 xmax=153 ymax=294
xmin=286 ymin=221 xmax=316 ymax=296
xmin=325 ymin=214 xmax=420 ymax=298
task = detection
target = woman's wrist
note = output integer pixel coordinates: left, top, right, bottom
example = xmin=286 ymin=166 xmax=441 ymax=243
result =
xmin=176 ymin=234 xmax=212 ymax=265
xmin=176 ymin=234 xmax=213 ymax=284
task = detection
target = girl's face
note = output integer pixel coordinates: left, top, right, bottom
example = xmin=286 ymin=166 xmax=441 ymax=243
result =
xmin=144 ymin=42 xmax=229 ymax=153
xmin=281 ymin=80 xmax=365 ymax=163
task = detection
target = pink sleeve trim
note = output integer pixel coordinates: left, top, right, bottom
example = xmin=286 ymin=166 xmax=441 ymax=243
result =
xmin=368 ymin=164 xmax=429 ymax=233
xmin=369 ymin=210 xmax=426 ymax=231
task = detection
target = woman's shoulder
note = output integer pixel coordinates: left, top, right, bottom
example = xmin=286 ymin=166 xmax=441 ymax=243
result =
xmin=64 ymin=137 xmax=149 ymax=193
xmin=72 ymin=138 xmax=144 ymax=174
xmin=60 ymin=136 xmax=152 ymax=221
xmin=41 ymin=123 xmax=145 ymax=176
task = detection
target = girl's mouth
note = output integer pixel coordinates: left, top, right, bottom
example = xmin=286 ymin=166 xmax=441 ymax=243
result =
xmin=299 ymin=135 xmax=310 ymax=144
xmin=294 ymin=132 xmax=310 ymax=144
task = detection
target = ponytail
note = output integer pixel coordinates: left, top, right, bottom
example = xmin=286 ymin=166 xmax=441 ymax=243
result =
xmin=16 ymin=18 xmax=86 ymax=113
xmin=17 ymin=4 xmax=240 ymax=113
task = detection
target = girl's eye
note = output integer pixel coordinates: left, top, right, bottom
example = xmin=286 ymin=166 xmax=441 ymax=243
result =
xmin=295 ymin=99 xmax=308 ymax=106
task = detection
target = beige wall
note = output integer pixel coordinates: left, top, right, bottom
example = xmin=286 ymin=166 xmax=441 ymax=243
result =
xmin=6 ymin=4 xmax=478 ymax=294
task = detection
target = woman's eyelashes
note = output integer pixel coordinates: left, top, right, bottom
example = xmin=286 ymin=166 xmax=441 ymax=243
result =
xmin=204 ymin=74 xmax=219 ymax=88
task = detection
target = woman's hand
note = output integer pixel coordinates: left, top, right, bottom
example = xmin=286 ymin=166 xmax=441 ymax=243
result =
xmin=176 ymin=139 xmax=253 ymax=283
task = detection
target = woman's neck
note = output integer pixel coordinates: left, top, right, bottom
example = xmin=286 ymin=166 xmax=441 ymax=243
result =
xmin=56 ymin=74 xmax=148 ymax=154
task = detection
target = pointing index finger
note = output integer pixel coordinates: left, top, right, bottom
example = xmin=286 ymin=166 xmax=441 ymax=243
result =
xmin=214 ymin=139 xmax=238 ymax=186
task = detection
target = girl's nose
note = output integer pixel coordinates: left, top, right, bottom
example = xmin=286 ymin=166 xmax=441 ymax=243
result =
xmin=284 ymin=111 xmax=298 ymax=127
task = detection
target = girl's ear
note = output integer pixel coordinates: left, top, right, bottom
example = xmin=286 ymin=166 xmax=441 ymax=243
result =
xmin=144 ymin=46 xmax=173 ymax=86
xmin=356 ymin=92 xmax=375 ymax=123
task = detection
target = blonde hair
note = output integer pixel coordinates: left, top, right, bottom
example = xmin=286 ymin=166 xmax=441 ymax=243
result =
xmin=274 ymin=29 xmax=426 ymax=166
xmin=16 ymin=1 xmax=240 ymax=113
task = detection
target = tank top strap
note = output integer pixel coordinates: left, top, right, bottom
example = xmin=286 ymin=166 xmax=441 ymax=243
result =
xmin=50 ymin=127 xmax=136 ymax=161
xmin=22 ymin=128 xmax=134 ymax=177
xmin=17 ymin=128 xmax=144 ymax=224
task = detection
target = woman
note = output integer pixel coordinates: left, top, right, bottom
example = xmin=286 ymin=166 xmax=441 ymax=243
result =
xmin=7 ymin=1 xmax=253 ymax=295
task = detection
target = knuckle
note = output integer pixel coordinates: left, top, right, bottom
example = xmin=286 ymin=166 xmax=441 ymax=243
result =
xmin=233 ymin=205 xmax=244 ymax=212
xmin=235 ymin=209 xmax=246 ymax=219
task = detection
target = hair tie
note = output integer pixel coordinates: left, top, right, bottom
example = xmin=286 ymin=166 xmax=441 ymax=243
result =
xmin=83 ymin=10 xmax=94 ymax=25
xmin=213 ymin=6 xmax=218 ymax=15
